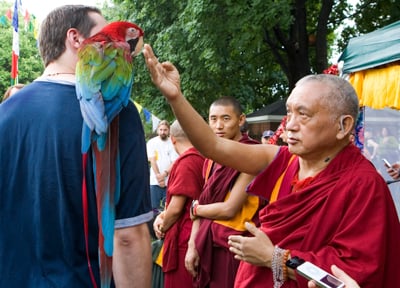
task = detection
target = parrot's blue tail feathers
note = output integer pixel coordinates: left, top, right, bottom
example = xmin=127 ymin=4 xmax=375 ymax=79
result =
xmin=102 ymin=197 xmax=115 ymax=256
xmin=81 ymin=123 xmax=92 ymax=153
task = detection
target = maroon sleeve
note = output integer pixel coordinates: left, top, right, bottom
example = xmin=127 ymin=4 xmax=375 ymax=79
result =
xmin=167 ymin=149 xmax=204 ymax=200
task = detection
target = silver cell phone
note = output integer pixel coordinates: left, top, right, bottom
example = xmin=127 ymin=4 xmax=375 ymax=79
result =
xmin=297 ymin=261 xmax=345 ymax=288
xmin=383 ymin=158 xmax=392 ymax=168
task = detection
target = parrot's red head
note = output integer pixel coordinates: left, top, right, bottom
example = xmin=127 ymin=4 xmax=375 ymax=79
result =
xmin=101 ymin=21 xmax=144 ymax=57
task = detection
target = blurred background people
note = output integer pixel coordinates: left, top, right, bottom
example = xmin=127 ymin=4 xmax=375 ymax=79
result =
xmin=261 ymin=130 xmax=274 ymax=144
xmin=377 ymin=126 xmax=399 ymax=165
xmin=363 ymin=130 xmax=379 ymax=161
xmin=2 ymin=83 xmax=25 ymax=102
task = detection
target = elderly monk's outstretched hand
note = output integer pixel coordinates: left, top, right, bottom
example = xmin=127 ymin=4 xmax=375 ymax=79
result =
xmin=143 ymin=44 xmax=182 ymax=101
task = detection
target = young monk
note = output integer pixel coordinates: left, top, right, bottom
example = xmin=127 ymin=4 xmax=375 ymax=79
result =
xmin=184 ymin=96 xmax=260 ymax=288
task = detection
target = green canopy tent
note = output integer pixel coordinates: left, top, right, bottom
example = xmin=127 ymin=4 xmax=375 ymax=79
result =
xmin=338 ymin=20 xmax=400 ymax=110
xmin=339 ymin=20 xmax=400 ymax=74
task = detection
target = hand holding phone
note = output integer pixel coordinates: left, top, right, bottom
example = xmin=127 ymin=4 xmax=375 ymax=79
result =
xmin=383 ymin=158 xmax=392 ymax=168
xmin=297 ymin=261 xmax=345 ymax=288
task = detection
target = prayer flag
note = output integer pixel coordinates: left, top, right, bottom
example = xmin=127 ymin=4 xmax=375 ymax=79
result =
xmin=23 ymin=9 xmax=30 ymax=31
xmin=134 ymin=101 xmax=143 ymax=113
xmin=11 ymin=0 xmax=19 ymax=84
xmin=6 ymin=8 xmax=12 ymax=21
xmin=152 ymin=115 xmax=161 ymax=132
xmin=0 ymin=15 xmax=8 ymax=26
xmin=143 ymin=108 xmax=151 ymax=123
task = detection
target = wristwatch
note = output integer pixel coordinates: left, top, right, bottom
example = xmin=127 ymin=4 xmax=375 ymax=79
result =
xmin=286 ymin=256 xmax=305 ymax=269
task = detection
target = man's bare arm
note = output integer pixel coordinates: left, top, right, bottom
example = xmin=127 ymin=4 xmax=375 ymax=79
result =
xmin=113 ymin=223 xmax=152 ymax=288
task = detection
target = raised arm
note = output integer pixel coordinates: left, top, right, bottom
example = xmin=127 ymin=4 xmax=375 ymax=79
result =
xmin=143 ymin=44 xmax=278 ymax=175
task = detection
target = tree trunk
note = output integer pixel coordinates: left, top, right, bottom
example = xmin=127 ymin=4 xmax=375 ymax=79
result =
xmin=262 ymin=0 xmax=335 ymax=91
xmin=315 ymin=0 xmax=334 ymax=73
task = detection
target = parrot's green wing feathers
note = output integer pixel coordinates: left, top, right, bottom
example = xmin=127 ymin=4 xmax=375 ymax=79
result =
xmin=76 ymin=41 xmax=133 ymax=151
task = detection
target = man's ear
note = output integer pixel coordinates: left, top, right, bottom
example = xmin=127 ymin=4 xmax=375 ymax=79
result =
xmin=170 ymin=135 xmax=176 ymax=145
xmin=239 ymin=114 xmax=246 ymax=126
xmin=66 ymin=28 xmax=84 ymax=49
xmin=337 ymin=115 xmax=354 ymax=140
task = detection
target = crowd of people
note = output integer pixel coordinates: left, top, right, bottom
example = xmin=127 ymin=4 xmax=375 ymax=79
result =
xmin=1 ymin=3 xmax=400 ymax=288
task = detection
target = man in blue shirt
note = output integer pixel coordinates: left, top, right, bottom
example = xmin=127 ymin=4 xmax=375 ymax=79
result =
xmin=0 ymin=5 xmax=152 ymax=287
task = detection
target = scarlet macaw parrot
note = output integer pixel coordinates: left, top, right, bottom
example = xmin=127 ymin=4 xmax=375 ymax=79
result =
xmin=75 ymin=21 xmax=144 ymax=287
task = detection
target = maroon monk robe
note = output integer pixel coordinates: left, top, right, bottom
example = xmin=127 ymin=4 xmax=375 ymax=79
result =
xmin=235 ymin=144 xmax=400 ymax=288
xmin=162 ymin=148 xmax=205 ymax=288
xmin=194 ymin=134 xmax=260 ymax=288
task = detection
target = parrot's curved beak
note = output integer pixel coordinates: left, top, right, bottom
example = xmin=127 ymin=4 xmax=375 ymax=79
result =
xmin=129 ymin=36 xmax=144 ymax=57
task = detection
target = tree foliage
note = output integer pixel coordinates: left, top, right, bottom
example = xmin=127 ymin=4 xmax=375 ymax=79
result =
xmin=0 ymin=0 xmax=399 ymax=117
xmin=107 ymin=0 xmax=287 ymax=120
xmin=105 ymin=0 xmax=399 ymax=120
xmin=336 ymin=0 xmax=400 ymax=50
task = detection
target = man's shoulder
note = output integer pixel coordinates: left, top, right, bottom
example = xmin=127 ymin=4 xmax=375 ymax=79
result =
xmin=147 ymin=136 xmax=159 ymax=144
xmin=179 ymin=148 xmax=205 ymax=163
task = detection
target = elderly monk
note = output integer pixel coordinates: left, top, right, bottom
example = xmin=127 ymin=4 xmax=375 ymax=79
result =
xmin=143 ymin=43 xmax=400 ymax=288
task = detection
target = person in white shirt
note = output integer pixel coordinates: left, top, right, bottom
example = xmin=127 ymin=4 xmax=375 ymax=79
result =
xmin=147 ymin=120 xmax=179 ymax=214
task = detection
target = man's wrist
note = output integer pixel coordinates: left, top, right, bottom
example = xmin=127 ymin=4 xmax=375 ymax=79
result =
xmin=190 ymin=200 xmax=199 ymax=219
xmin=188 ymin=240 xmax=196 ymax=249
